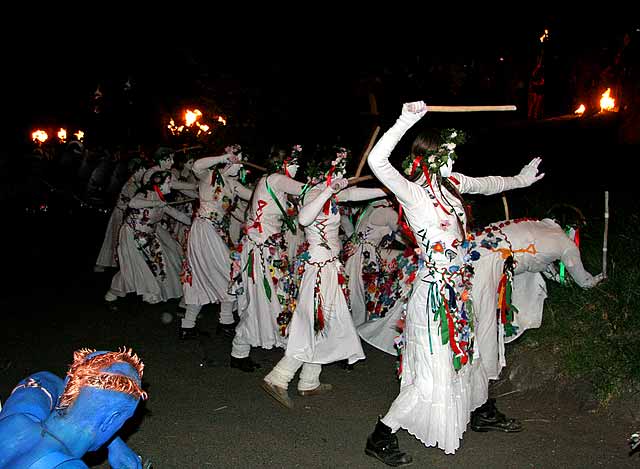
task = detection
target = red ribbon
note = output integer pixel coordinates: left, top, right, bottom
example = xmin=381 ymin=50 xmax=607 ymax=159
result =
xmin=153 ymin=185 xmax=166 ymax=202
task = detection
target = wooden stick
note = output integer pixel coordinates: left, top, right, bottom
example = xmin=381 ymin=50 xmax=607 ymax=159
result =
xmin=348 ymin=175 xmax=374 ymax=186
xmin=242 ymin=161 xmax=267 ymax=172
xmin=174 ymin=145 xmax=203 ymax=153
xmin=603 ymin=191 xmax=609 ymax=278
xmin=427 ymin=105 xmax=517 ymax=112
xmin=354 ymin=126 xmax=381 ymax=178
xmin=502 ymin=194 xmax=510 ymax=220
xmin=167 ymin=198 xmax=196 ymax=205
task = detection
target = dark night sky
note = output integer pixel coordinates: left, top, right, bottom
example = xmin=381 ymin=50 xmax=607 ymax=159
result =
xmin=4 ymin=13 xmax=635 ymax=150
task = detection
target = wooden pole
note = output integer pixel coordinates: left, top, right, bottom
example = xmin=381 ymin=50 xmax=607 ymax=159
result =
xmin=241 ymin=161 xmax=267 ymax=172
xmin=167 ymin=198 xmax=196 ymax=205
xmin=603 ymin=191 xmax=609 ymax=278
xmin=174 ymin=145 xmax=203 ymax=153
xmin=427 ymin=105 xmax=517 ymax=112
xmin=347 ymin=175 xmax=374 ymax=186
xmin=354 ymin=126 xmax=381 ymax=178
xmin=502 ymin=194 xmax=510 ymax=220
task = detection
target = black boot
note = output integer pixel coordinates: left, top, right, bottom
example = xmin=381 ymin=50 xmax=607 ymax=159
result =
xmin=216 ymin=322 xmax=236 ymax=339
xmin=230 ymin=356 xmax=261 ymax=372
xmin=365 ymin=417 xmax=413 ymax=467
xmin=179 ymin=327 xmax=210 ymax=341
xmin=471 ymin=398 xmax=523 ymax=433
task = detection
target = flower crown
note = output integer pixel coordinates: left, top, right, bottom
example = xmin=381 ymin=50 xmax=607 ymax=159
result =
xmin=272 ymin=144 xmax=302 ymax=173
xmin=402 ymin=128 xmax=466 ymax=177
xmin=306 ymin=146 xmax=350 ymax=184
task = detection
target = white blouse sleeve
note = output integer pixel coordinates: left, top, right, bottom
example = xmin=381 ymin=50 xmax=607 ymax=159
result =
xmin=367 ymin=115 xmax=426 ymax=210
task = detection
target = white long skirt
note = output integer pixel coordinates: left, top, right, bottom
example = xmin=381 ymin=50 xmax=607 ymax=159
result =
xmin=183 ymin=217 xmax=234 ymax=306
xmin=110 ymin=225 xmax=184 ymax=304
xmin=382 ymin=281 xmax=487 ymax=455
xmin=234 ymin=240 xmax=287 ymax=350
xmin=285 ymin=260 xmax=365 ymax=365
xmin=95 ymin=208 xmax=124 ymax=268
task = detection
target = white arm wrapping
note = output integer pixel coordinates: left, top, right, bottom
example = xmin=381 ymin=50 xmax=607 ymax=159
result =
xmin=298 ymin=186 xmax=334 ymax=227
xmin=338 ymin=187 xmax=386 ymax=202
xmin=170 ymin=180 xmax=197 ymax=191
xmin=453 ymin=172 xmax=532 ymax=195
xmin=164 ymin=206 xmax=192 ymax=226
xmin=233 ymin=180 xmax=254 ymax=201
xmin=192 ymin=154 xmax=231 ymax=172
xmin=129 ymin=194 xmax=163 ymax=209
xmin=561 ymin=244 xmax=600 ymax=288
xmin=367 ymin=114 xmax=425 ymax=209
xmin=269 ymin=173 xmax=306 ymax=195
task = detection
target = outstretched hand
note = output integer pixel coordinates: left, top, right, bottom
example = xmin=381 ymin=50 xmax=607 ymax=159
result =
xmin=517 ymin=157 xmax=545 ymax=186
xmin=330 ymin=178 xmax=349 ymax=194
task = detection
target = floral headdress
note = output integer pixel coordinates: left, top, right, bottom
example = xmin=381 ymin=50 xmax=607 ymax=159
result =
xmin=271 ymin=144 xmax=302 ymax=176
xmin=402 ymin=128 xmax=466 ymax=178
xmin=306 ymin=145 xmax=350 ymax=185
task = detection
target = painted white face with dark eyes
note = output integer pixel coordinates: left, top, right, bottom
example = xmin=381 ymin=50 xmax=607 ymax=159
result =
xmin=287 ymin=164 xmax=299 ymax=179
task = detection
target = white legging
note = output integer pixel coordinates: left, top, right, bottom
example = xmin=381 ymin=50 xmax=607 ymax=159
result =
xmin=264 ymin=355 xmax=322 ymax=392
xmin=181 ymin=301 xmax=236 ymax=328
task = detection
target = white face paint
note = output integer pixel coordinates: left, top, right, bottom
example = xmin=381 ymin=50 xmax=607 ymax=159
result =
xmin=160 ymin=157 xmax=173 ymax=170
xmin=287 ymin=164 xmax=299 ymax=179
xmin=334 ymin=169 xmax=345 ymax=180
xmin=159 ymin=178 xmax=171 ymax=195
xmin=439 ymin=158 xmax=454 ymax=178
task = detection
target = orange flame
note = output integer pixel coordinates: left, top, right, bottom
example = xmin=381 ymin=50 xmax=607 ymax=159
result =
xmin=599 ymin=88 xmax=615 ymax=112
xmin=539 ymin=29 xmax=549 ymax=43
xmin=74 ymin=130 xmax=84 ymax=141
xmin=574 ymin=104 xmax=585 ymax=115
xmin=185 ymin=109 xmax=202 ymax=127
xmin=216 ymin=115 xmax=227 ymax=126
xmin=57 ymin=128 xmax=67 ymax=142
xmin=32 ymin=130 xmax=48 ymax=143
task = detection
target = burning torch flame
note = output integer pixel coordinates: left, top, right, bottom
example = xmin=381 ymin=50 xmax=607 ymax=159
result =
xmin=574 ymin=104 xmax=585 ymax=115
xmin=74 ymin=130 xmax=84 ymax=141
xmin=216 ymin=116 xmax=227 ymax=126
xmin=600 ymin=88 xmax=615 ymax=112
xmin=57 ymin=128 xmax=67 ymax=142
xmin=32 ymin=130 xmax=48 ymax=143
xmin=539 ymin=29 xmax=549 ymax=43
xmin=185 ymin=109 xmax=202 ymax=127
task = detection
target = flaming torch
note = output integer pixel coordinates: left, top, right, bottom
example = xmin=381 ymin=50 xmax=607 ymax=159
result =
xmin=574 ymin=104 xmax=586 ymax=115
xmin=74 ymin=130 xmax=85 ymax=141
xmin=32 ymin=130 xmax=48 ymax=144
xmin=599 ymin=88 xmax=616 ymax=112
xmin=57 ymin=128 xmax=67 ymax=142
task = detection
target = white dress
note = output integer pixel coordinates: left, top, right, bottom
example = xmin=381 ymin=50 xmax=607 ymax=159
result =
xmin=95 ymin=170 xmax=143 ymax=269
xmin=182 ymin=160 xmax=251 ymax=306
xmin=284 ymin=184 xmax=366 ymax=365
xmin=344 ymin=201 xmax=398 ymax=327
xmin=470 ymin=217 xmax=599 ymax=381
xmin=109 ymin=193 xmax=190 ymax=304
xmin=230 ymin=173 xmax=303 ymax=350
xmin=368 ymin=110 xmax=537 ymax=454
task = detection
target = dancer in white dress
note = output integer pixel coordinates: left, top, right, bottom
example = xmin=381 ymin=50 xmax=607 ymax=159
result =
xmin=180 ymin=147 xmax=253 ymax=340
xmin=229 ymin=145 xmax=305 ymax=372
xmin=261 ymin=146 xmax=386 ymax=409
xmin=104 ymin=170 xmax=192 ymax=307
xmin=470 ymin=217 xmax=604 ymax=383
xmin=364 ymin=101 xmax=544 ymax=465
xmin=94 ymin=157 xmax=146 ymax=272
xmin=343 ymin=199 xmax=399 ymax=327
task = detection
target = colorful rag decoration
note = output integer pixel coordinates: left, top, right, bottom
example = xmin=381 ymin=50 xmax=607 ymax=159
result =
xmin=497 ymin=255 xmax=519 ymax=338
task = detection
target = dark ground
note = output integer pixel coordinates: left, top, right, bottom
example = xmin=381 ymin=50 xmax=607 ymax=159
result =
xmin=1 ymin=192 xmax=640 ymax=469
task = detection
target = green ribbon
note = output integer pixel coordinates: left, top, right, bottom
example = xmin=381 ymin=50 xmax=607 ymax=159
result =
xmin=263 ymin=275 xmax=272 ymax=301
xmin=265 ymin=177 xmax=297 ymax=235
xmin=558 ymin=226 xmax=572 ymax=285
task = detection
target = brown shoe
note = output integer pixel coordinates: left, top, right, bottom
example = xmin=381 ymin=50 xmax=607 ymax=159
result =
xmin=261 ymin=380 xmax=294 ymax=409
xmin=297 ymin=383 xmax=333 ymax=397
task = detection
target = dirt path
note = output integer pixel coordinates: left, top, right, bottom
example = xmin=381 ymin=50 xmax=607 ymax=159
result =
xmin=1 ymin=211 xmax=638 ymax=468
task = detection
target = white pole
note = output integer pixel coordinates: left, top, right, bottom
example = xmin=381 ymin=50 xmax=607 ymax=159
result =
xmin=603 ymin=191 xmax=609 ymax=278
